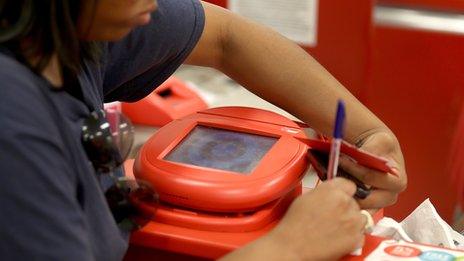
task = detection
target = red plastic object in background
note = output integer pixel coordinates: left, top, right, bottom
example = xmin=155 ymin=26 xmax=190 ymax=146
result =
xmin=366 ymin=21 xmax=464 ymax=221
xmin=121 ymin=77 xmax=207 ymax=127
xmin=378 ymin=0 xmax=464 ymax=12
xmin=204 ymin=0 xmax=373 ymax=98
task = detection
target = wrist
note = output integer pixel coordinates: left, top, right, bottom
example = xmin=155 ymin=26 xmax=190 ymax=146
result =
xmin=353 ymin=128 xmax=397 ymax=148
xmin=257 ymin=231 xmax=301 ymax=260
xmin=219 ymin=230 xmax=299 ymax=261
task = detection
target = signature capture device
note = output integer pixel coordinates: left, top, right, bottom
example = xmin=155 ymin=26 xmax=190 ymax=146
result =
xmin=129 ymin=106 xmax=392 ymax=259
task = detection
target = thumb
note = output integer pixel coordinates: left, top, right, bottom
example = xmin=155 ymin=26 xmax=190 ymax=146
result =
xmin=326 ymin=178 xmax=357 ymax=197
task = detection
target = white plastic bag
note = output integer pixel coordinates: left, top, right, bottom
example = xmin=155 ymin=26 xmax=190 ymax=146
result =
xmin=371 ymin=198 xmax=464 ymax=249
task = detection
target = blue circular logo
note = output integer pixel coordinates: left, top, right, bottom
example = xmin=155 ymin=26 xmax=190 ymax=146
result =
xmin=419 ymin=250 xmax=455 ymax=261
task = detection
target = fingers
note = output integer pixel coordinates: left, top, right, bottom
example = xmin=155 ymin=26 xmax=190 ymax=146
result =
xmin=357 ymin=189 xmax=399 ymax=209
xmin=349 ymin=211 xmax=370 ymax=251
xmin=350 ymin=204 xmax=367 ymax=231
xmin=348 ymin=209 xmax=368 ymax=250
xmin=356 ymin=236 xmax=366 ymax=250
xmin=325 ymin=177 xmax=357 ymax=197
xmin=339 ymin=155 xmax=407 ymax=192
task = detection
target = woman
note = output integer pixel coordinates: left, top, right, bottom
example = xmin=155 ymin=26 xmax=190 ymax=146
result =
xmin=0 ymin=0 xmax=406 ymax=260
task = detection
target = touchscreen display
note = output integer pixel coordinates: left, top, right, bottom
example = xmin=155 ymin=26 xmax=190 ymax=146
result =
xmin=164 ymin=125 xmax=278 ymax=174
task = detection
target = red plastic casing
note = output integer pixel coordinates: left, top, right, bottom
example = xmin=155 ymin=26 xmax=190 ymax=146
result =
xmin=128 ymin=177 xmax=301 ymax=260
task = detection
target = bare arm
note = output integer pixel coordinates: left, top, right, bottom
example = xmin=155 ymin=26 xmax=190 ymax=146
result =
xmin=187 ymin=2 xmax=384 ymax=141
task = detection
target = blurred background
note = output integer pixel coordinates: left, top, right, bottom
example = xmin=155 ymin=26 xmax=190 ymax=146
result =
xmin=140 ymin=0 xmax=464 ymax=225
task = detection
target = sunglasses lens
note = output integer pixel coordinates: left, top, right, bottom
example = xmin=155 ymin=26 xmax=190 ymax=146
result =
xmin=82 ymin=109 xmax=134 ymax=173
xmin=107 ymin=112 xmax=134 ymax=162
xmin=82 ymin=110 xmax=122 ymax=172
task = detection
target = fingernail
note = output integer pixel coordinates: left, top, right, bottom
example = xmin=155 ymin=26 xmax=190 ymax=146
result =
xmin=389 ymin=167 xmax=400 ymax=176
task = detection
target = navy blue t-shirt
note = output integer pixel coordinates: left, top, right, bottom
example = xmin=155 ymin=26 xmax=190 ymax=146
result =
xmin=0 ymin=0 xmax=204 ymax=260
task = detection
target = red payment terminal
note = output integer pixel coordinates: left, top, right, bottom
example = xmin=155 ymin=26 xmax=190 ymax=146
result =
xmin=128 ymin=106 xmax=393 ymax=259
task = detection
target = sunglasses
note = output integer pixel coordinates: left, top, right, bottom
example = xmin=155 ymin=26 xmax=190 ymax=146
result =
xmin=81 ymin=108 xmax=158 ymax=231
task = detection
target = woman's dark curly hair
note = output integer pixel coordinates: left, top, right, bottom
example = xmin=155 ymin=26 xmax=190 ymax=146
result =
xmin=0 ymin=0 xmax=99 ymax=75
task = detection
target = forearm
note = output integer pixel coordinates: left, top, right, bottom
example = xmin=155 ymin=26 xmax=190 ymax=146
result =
xmin=219 ymin=233 xmax=298 ymax=261
xmin=218 ymin=14 xmax=389 ymax=143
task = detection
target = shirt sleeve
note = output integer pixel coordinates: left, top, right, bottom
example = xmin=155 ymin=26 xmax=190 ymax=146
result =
xmin=0 ymin=69 xmax=93 ymax=260
xmin=102 ymin=0 xmax=205 ymax=102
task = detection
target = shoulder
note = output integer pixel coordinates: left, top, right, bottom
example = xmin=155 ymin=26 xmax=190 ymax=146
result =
xmin=145 ymin=0 xmax=205 ymax=50
xmin=0 ymin=54 xmax=45 ymax=101
xmin=103 ymin=0 xmax=205 ymax=102
xmin=0 ymin=54 xmax=74 ymax=187
xmin=106 ymin=0 xmax=205 ymax=61
xmin=0 ymin=54 xmax=61 ymax=139
xmin=156 ymin=0 xmax=205 ymax=26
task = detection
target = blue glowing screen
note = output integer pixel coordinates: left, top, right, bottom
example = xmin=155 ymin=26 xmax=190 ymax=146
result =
xmin=164 ymin=126 xmax=277 ymax=174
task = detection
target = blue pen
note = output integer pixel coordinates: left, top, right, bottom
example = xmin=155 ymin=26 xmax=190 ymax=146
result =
xmin=327 ymin=100 xmax=345 ymax=180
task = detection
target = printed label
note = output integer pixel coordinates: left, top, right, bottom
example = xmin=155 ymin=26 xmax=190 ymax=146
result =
xmin=229 ymin=0 xmax=318 ymax=46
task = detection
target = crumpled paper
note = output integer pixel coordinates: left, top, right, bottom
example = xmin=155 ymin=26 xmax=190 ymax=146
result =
xmin=371 ymin=198 xmax=464 ymax=250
